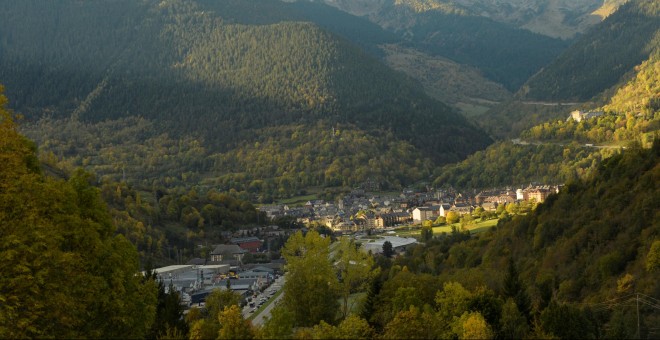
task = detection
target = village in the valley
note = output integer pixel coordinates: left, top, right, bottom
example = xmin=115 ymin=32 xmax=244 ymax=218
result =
xmin=150 ymin=182 xmax=562 ymax=319
xmin=258 ymin=183 xmax=562 ymax=235
xmin=141 ymin=103 xmax=619 ymax=326
xmin=142 ymin=107 xmax=611 ymax=324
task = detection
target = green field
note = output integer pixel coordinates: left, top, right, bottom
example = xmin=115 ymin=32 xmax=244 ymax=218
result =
xmin=394 ymin=219 xmax=498 ymax=238
xmin=433 ymin=218 xmax=498 ymax=234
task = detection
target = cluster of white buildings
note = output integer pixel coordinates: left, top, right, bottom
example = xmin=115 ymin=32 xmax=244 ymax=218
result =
xmin=258 ymin=184 xmax=562 ymax=232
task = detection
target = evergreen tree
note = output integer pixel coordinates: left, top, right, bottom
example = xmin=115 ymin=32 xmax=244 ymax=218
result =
xmin=540 ymin=301 xmax=594 ymax=339
xmin=148 ymin=280 xmax=188 ymax=339
xmin=499 ymin=298 xmax=529 ymax=339
xmin=382 ymin=241 xmax=395 ymax=258
xmin=502 ymin=257 xmax=531 ymax=324
xmin=359 ymin=277 xmax=383 ymax=323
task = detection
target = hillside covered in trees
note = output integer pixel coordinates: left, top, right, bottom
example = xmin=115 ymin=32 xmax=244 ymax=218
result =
xmin=470 ymin=0 xmax=659 ymax=141
xmin=437 ymin=1 xmax=660 ymax=190
xmin=432 ymin=141 xmax=619 ymax=189
xmin=400 ymin=7 xmax=569 ymax=91
xmin=3 ymin=75 xmax=659 ymax=336
xmin=521 ymin=0 xmax=660 ymax=102
xmin=0 ymin=88 xmax=158 ymax=338
xmin=0 ymin=0 xmax=491 ymax=195
xmin=173 ymin=140 xmax=659 ymax=339
xmin=435 ymin=49 xmax=659 ymax=190
xmin=307 ymin=0 xmax=570 ymax=91
xmin=340 ymin=140 xmax=660 ymax=339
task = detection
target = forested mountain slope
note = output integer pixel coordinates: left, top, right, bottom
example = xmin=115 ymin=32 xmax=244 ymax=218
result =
xmin=196 ymin=0 xmax=399 ymax=57
xmin=472 ymin=0 xmax=659 ymax=140
xmin=380 ymin=43 xmax=512 ymax=114
xmin=320 ymin=0 xmax=628 ymax=39
xmin=0 ymin=0 xmax=491 ymax=193
xmin=436 ymin=46 xmax=659 ymax=190
xmin=521 ymin=0 xmax=660 ymax=101
xmin=382 ymin=6 xmax=570 ymax=91
xmin=432 ymin=141 xmax=620 ymax=189
xmin=603 ymin=50 xmax=660 ymax=116
xmin=521 ymin=51 xmax=660 ymax=146
xmin=312 ymin=0 xmax=570 ymax=91
xmin=394 ymin=141 xmax=660 ymax=338
xmin=451 ymin=0 xmax=628 ymax=39
xmin=493 ymin=141 xmax=658 ymax=308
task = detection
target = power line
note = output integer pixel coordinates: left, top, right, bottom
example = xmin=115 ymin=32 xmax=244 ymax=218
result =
xmin=581 ymin=293 xmax=659 ymax=337
xmin=579 ymin=293 xmax=636 ymax=307
xmin=638 ymin=293 xmax=660 ymax=304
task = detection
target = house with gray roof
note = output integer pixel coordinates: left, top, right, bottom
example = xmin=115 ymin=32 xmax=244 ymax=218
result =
xmin=210 ymin=244 xmax=247 ymax=263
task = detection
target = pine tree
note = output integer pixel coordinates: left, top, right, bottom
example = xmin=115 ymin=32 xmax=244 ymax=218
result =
xmin=503 ymin=257 xmax=531 ymax=324
xmin=382 ymin=241 xmax=395 ymax=258
xmin=359 ymin=277 xmax=382 ymax=323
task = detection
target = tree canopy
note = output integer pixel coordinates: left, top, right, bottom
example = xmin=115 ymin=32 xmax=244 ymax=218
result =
xmin=0 ymin=87 xmax=157 ymax=338
xmin=280 ymin=230 xmax=339 ymax=327
xmin=0 ymin=0 xmax=491 ymax=198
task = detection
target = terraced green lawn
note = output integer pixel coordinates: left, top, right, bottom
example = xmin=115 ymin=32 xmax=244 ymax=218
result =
xmin=433 ymin=218 xmax=498 ymax=234
xmin=394 ymin=219 xmax=498 ymax=237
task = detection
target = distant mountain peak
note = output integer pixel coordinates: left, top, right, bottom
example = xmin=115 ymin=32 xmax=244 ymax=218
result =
xmin=297 ymin=0 xmax=629 ymax=39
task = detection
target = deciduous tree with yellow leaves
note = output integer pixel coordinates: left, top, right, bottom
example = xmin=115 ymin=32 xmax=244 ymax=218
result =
xmin=0 ymin=86 xmax=157 ymax=338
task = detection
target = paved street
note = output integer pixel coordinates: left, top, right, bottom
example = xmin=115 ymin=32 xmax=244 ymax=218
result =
xmin=251 ymin=281 xmax=285 ymax=326
xmin=242 ymin=274 xmax=286 ymax=325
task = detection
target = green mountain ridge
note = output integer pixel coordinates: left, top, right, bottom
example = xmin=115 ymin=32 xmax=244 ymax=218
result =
xmin=0 ymin=0 xmax=491 ymax=192
xmin=471 ymin=0 xmax=659 ymax=141
xmin=380 ymin=43 xmax=513 ymax=116
xmin=320 ymin=0 xmax=571 ymax=91
xmin=318 ymin=0 xmax=629 ymax=39
xmin=436 ymin=25 xmax=659 ymax=190
xmin=291 ymin=0 xmax=571 ymax=92
xmin=401 ymin=8 xmax=569 ymax=91
xmin=432 ymin=141 xmax=619 ymax=190
xmin=196 ymin=0 xmax=400 ymax=57
xmin=520 ymin=51 xmax=660 ymax=146
xmin=521 ymin=0 xmax=660 ymax=102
